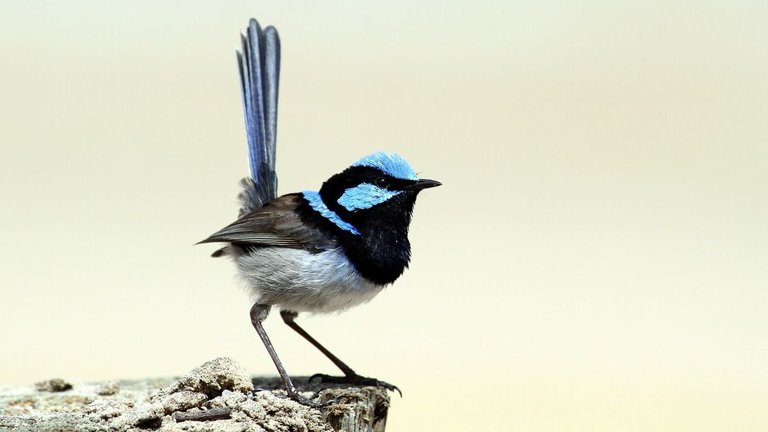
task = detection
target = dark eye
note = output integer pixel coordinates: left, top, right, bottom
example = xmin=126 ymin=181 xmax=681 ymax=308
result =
xmin=375 ymin=177 xmax=389 ymax=188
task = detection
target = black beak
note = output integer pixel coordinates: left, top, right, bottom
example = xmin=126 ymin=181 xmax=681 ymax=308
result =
xmin=407 ymin=178 xmax=442 ymax=191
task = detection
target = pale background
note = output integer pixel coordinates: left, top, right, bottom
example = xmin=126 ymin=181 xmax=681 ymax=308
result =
xmin=1 ymin=1 xmax=767 ymax=431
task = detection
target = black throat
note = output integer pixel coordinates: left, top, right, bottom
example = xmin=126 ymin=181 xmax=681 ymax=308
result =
xmin=296 ymin=191 xmax=417 ymax=285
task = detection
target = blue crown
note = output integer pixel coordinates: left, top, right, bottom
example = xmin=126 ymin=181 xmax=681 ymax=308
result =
xmin=352 ymin=152 xmax=418 ymax=181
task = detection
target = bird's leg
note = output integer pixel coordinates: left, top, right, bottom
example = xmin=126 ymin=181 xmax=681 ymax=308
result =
xmin=250 ymin=303 xmax=327 ymax=407
xmin=280 ymin=310 xmax=355 ymax=375
xmin=279 ymin=310 xmax=401 ymax=395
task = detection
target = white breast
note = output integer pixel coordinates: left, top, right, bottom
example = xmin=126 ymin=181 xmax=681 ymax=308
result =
xmin=232 ymin=246 xmax=385 ymax=313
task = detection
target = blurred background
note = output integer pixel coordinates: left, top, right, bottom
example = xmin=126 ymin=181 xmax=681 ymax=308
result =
xmin=1 ymin=1 xmax=767 ymax=430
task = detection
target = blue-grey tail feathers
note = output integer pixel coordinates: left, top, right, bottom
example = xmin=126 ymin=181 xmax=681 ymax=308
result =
xmin=237 ymin=19 xmax=281 ymax=215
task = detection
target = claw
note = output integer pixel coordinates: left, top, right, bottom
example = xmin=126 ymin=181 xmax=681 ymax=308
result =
xmin=308 ymin=373 xmax=326 ymax=384
xmin=287 ymin=391 xmax=338 ymax=408
xmin=307 ymin=373 xmax=402 ymax=397
xmin=378 ymin=381 xmax=402 ymax=397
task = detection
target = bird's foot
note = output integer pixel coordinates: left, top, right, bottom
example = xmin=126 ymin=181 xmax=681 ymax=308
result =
xmin=309 ymin=373 xmax=402 ymax=396
xmin=279 ymin=389 xmax=337 ymax=409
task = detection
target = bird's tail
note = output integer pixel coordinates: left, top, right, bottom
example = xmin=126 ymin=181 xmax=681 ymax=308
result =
xmin=236 ymin=18 xmax=281 ymax=215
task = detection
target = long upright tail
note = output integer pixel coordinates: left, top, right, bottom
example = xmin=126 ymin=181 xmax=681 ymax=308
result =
xmin=237 ymin=19 xmax=281 ymax=215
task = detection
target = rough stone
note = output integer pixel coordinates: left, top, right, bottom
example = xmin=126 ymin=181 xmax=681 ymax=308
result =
xmin=169 ymin=357 xmax=254 ymax=397
xmin=96 ymin=381 xmax=119 ymax=396
xmin=0 ymin=357 xmax=390 ymax=432
xmin=34 ymin=378 xmax=73 ymax=393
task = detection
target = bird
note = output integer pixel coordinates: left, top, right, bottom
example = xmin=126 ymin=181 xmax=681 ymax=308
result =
xmin=199 ymin=18 xmax=440 ymax=407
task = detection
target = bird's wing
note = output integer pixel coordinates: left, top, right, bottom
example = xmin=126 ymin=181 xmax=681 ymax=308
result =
xmin=237 ymin=19 xmax=281 ymax=215
xmin=199 ymin=194 xmax=336 ymax=252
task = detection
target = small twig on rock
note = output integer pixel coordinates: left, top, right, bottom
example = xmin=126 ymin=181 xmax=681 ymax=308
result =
xmin=173 ymin=407 xmax=232 ymax=422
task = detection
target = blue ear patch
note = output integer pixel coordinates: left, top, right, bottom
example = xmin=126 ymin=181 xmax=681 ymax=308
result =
xmin=352 ymin=152 xmax=418 ymax=181
xmin=302 ymin=191 xmax=360 ymax=235
xmin=338 ymin=183 xmax=402 ymax=211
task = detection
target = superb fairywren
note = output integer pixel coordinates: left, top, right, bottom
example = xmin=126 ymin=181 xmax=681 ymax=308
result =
xmin=200 ymin=19 xmax=440 ymax=407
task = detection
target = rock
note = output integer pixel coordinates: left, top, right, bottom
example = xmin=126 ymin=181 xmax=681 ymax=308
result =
xmin=168 ymin=357 xmax=254 ymax=397
xmin=0 ymin=357 xmax=390 ymax=431
xmin=96 ymin=381 xmax=119 ymax=396
xmin=34 ymin=378 xmax=72 ymax=392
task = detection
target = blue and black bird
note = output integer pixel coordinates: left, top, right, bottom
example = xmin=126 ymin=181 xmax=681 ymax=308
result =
xmin=200 ymin=19 xmax=440 ymax=406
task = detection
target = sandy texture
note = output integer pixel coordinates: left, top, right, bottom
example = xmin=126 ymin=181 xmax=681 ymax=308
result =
xmin=0 ymin=358 xmax=389 ymax=432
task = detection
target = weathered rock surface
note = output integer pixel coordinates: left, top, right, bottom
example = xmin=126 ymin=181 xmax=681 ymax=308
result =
xmin=0 ymin=358 xmax=389 ymax=432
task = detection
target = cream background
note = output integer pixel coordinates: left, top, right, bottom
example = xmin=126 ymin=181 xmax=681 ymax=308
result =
xmin=1 ymin=1 xmax=767 ymax=431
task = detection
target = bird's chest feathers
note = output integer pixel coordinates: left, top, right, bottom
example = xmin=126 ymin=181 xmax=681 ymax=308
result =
xmin=299 ymin=185 xmax=416 ymax=285
xmin=342 ymin=211 xmax=413 ymax=285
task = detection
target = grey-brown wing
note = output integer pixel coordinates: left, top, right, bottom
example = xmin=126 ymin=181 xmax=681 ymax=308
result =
xmin=199 ymin=194 xmax=335 ymax=252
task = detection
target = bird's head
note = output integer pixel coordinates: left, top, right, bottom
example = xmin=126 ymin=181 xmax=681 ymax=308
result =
xmin=318 ymin=152 xmax=440 ymax=229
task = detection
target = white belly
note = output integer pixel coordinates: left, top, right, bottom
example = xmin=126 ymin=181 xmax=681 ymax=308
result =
xmin=232 ymin=246 xmax=385 ymax=313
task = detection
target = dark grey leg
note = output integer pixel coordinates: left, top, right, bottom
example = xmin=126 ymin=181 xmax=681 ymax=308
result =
xmin=250 ymin=303 xmax=325 ymax=407
xmin=280 ymin=310 xmax=401 ymax=396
